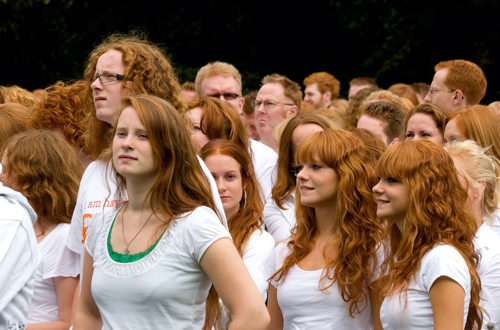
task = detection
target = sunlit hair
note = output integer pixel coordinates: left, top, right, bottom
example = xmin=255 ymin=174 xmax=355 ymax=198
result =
xmin=488 ymin=101 xmax=500 ymax=115
xmin=411 ymin=82 xmax=430 ymax=99
xmin=375 ymin=140 xmax=482 ymax=329
xmin=362 ymin=90 xmax=407 ymax=113
xmin=272 ymin=113 xmax=339 ymax=209
xmin=3 ymin=130 xmax=81 ymax=232
xmin=447 ymin=105 xmax=500 ymax=177
xmin=314 ymin=108 xmax=346 ymax=128
xmin=181 ymin=81 xmax=195 ymax=91
xmin=195 ymin=61 xmax=242 ymax=96
xmin=271 ymin=129 xmax=382 ymax=317
xmin=106 ymin=95 xmax=219 ymax=223
xmin=349 ymin=77 xmax=378 ymax=88
xmin=388 ymin=83 xmax=418 ymax=107
xmin=350 ymin=128 xmax=387 ymax=168
xmin=327 ymin=98 xmax=349 ymax=123
xmin=29 ymin=80 xmax=94 ymax=156
xmin=360 ymin=101 xmax=404 ymax=143
xmin=404 ymin=103 xmax=450 ymax=141
xmin=0 ymin=85 xmax=36 ymax=108
xmin=299 ymin=100 xmax=314 ymax=114
xmin=345 ymin=86 xmax=380 ymax=130
xmin=445 ymin=140 xmax=499 ymax=224
xmin=261 ymin=73 xmax=302 ymax=111
xmin=200 ymin=139 xmax=263 ymax=255
xmin=242 ymin=91 xmax=257 ymax=115
xmin=435 ymin=59 xmax=487 ymax=105
xmin=186 ymin=97 xmax=249 ymax=152
xmin=84 ymin=32 xmax=186 ymax=156
xmin=0 ymin=103 xmax=30 ymax=152
xmin=303 ymin=72 xmax=340 ymax=100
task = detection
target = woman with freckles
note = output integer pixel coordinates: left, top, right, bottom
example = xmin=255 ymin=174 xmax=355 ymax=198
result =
xmin=266 ymin=129 xmax=384 ymax=329
xmin=373 ymin=140 xmax=482 ymax=329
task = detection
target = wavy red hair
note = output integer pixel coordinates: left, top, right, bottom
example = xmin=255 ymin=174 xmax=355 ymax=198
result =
xmin=375 ymin=140 xmax=482 ymax=329
xmin=200 ymin=139 xmax=263 ymax=255
xmin=271 ymin=129 xmax=383 ymax=317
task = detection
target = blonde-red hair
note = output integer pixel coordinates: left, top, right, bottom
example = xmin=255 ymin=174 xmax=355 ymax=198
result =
xmin=271 ymin=129 xmax=383 ymax=317
xmin=3 ymin=130 xmax=82 ymax=229
xmin=376 ymin=140 xmax=482 ymax=329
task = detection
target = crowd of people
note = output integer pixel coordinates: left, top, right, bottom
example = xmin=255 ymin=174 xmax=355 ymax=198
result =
xmin=1 ymin=31 xmax=499 ymax=330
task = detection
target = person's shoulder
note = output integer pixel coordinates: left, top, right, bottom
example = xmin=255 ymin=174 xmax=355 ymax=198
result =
xmin=250 ymin=139 xmax=278 ymax=157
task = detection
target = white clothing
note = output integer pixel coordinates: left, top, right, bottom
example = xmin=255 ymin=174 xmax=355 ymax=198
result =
xmin=250 ymin=139 xmax=277 ymax=202
xmin=493 ymin=210 xmax=500 ymax=236
xmin=0 ymin=183 xmax=40 ymax=329
xmin=475 ymin=223 xmax=500 ymax=330
xmin=27 ymin=223 xmax=79 ymax=323
xmin=66 ymin=160 xmax=123 ymax=272
xmin=86 ymin=206 xmax=231 ymax=330
xmin=263 ymin=194 xmax=296 ymax=242
xmin=67 ymin=157 xmax=227 ymax=273
xmin=380 ymin=244 xmax=471 ymax=330
xmin=266 ymin=242 xmax=374 ymax=329
xmin=242 ymin=229 xmax=275 ymax=301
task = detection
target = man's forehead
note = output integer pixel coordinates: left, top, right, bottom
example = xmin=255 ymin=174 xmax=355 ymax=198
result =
xmin=202 ymin=74 xmax=240 ymax=91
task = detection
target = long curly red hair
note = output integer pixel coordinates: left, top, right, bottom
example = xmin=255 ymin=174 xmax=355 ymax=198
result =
xmin=270 ymin=129 xmax=383 ymax=317
xmin=375 ymin=140 xmax=482 ymax=329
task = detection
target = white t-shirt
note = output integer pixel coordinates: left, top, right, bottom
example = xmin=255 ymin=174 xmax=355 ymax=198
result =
xmin=263 ymin=193 xmax=296 ymax=242
xmin=380 ymin=244 xmax=471 ymax=330
xmin=27 ymin=223 xmax=79 ymax=323
xmin=66 ymin=160 xmax=123 ymax=272
xmin=0 ymin=183 xmax=40 ymax=329
xmin=493 ymin=210 xmax=500 ymax=236
xmin=266 ymin=242 xmax=374 ymax=329
xmin=67 ymin=157 xmax=227 ymax=273
xmin=475 ymin=223 xmax=500 ymax=330
xmin=250 ymin=138 xmax=277 ymax=202
xmin=86 ymin=206 xmax=231 ymax=330
xmin=242 ymin=229 xmax=275 ymax=301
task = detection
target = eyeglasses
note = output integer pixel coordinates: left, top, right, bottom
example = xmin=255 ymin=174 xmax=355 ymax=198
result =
xmin=91 ymin=73 xmax=125 ymax=84
xmin=253 ymin=100 xmax=295 ymax=110
xmin=207 ymin=92 xmax=240 ymax=101
xmin=427 ymin=88 xmax=456 ymax=95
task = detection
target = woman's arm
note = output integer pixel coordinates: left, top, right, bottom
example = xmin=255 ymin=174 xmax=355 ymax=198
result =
xmin=266 ymin=284 xmax=284 ymax=330
xmin=73 ymin=250 xmax=102 ymax=329
xmin=26 ymin=276 xmax=79 ymax=329
xmin=429 ymin=276 xmax=465 ymax=330
xmin=368 ymin=278 xmax=384 ymax=330
xmin=200 ymin=238 xmax=270 ymax=330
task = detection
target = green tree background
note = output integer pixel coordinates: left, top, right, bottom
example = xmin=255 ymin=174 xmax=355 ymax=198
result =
xmin=1 ymin=0 xmax=499 ymax=102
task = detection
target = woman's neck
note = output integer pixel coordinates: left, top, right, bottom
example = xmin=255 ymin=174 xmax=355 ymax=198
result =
xmin=314 ymin=204 xmax=337 ymax=238
xmin=125 ymin=176 xmax=155 ymax=212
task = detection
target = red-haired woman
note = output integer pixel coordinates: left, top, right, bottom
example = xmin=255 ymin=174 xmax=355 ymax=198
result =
xmin=373 ymin=140 xmax=482 ymax=329
xmin=201 ymin=139 xmax=274 ymax=327
xmin=1 ymin=130 xmax=81 ymax=329
xmin=266 ymin=129 xmax=383 ymax=329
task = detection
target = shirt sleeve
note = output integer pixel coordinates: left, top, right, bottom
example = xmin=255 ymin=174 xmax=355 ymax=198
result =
xmin=183 ymin=207 xmax=232 ymax=263
xmin=263 ymin=198 xmax=295 ymax=242
xmin=42 ymin=225 xmax=80 ymax=279
xmin=420 ymin=245 xmax=470 ymax=293
xmin=242 ymin=230 xmax=275 ymax=301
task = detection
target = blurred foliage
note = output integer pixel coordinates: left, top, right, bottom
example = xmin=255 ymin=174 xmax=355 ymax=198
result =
xmin=1 ymin=0 xmax=499 ymax=102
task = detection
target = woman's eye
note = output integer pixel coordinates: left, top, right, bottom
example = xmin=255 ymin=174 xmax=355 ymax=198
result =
xmin=193 ymin=125 xmax=201 ymax=131
xmin=405 ymin=132 xmax=413 ymax=138
xmin=387 ymin=177 xmax=399 ymax=184
xmin=312 ymin=164 xmax=322 ymax=170
xmin=117 ymin=132 xmax=126 ymax=137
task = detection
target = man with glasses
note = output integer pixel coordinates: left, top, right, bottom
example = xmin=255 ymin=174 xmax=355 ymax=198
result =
xmin=195 ymin=61 xmax=245 ymax=114
xmin=195 ymin=61 xmax=278 ymax=201
xmin=255 ymin=74 xmax=301 ymax=152
xmin=424 ymin=59 xmax=487 ymax=112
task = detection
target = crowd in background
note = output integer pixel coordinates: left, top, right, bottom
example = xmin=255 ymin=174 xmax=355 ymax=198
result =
xmin=1 ymin=32 xmax=499 ymax=330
